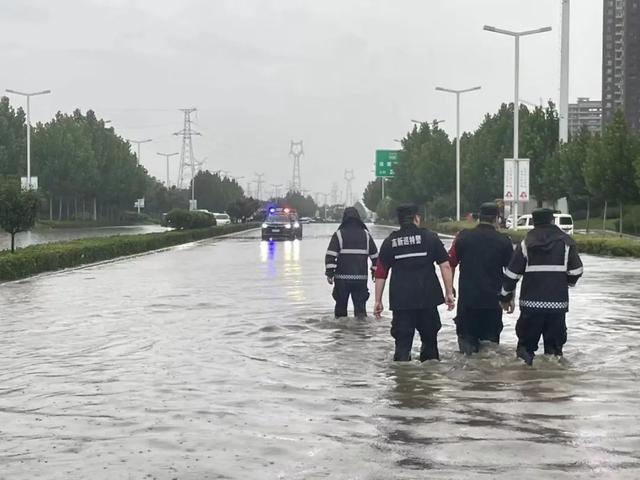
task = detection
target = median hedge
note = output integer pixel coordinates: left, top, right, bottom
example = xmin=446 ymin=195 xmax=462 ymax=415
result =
xmin=434 ymin=221 xmax=640 ymax=258
xmin=0 ymin=223 xmax=254 ymax=282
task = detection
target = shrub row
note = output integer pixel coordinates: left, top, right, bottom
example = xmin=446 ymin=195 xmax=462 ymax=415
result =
xmin=0 ymin=223 xmax=254 ymax=282
xmin=164 ymin=209 xmax=216 ymax=229
xmin=434 ymin=221 xmax=640 ymax=258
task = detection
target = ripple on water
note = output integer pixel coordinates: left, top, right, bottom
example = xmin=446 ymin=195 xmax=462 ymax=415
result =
xmin=2 ymin=230 xmax=640 ymax=479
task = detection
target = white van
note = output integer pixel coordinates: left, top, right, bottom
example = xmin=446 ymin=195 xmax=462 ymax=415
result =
xmin=515 ymin=213 xmax=574 ymax=235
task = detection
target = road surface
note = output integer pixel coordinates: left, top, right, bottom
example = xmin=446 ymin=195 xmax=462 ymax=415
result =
xmin=1 ymin=224 xmax=639 ymax=479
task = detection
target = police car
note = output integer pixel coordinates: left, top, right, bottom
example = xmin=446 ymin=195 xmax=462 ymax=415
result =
xmin=261 ymin=207 xmax=303 ymax=240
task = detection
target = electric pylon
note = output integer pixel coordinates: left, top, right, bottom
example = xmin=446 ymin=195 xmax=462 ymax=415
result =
xmin=174 ymin=108 xmax=200 ymax=189
xmin=289 ymin=140 xmax=304 ymax=193
xmin=344 ymin=170 xmax=355 ymax=206
xmin=255 ymin=173 xmax=265 ymax=201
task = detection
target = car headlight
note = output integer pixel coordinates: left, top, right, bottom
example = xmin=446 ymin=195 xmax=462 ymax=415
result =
xmin=285 ymin=224 xmax=292 ymax=229
xmin=293 ymin=222 xmax=300 ymax=228
xmin=262 ymin=223 xmax=268 ymax=228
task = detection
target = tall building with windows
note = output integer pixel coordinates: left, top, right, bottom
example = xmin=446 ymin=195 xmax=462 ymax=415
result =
xmin=568 ymin=98 xmax=602 ymax=136
xmin=602 ymin=0 xmax=640 ymax=131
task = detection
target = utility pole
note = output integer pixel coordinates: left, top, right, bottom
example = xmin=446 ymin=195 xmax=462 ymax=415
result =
xmin=128 ymin=138 xmax=152 ymax=166
xmin=5 ymin=88 xmax=51 ymax=189
xmin=344 ymin=170 xmax=354 ymax=207
xmin=174 ymin=108 xmax=200 ymax=197
xmin=271 ymin=184 xmax=283 ymax=199
xmin=559 ymin=0 xmax=570 ymax=143
xmin=435 ymin=86 xmax=481 ymax=221
xmin=246 ymin=181 xmax=253 ymax=198
xmin=157 ymin=152 xmax=179 ymax=187
xmin=255 ymin=173 xmax=265 ymax=201
xmin=290 ymin=140 xmax=304 ymax=193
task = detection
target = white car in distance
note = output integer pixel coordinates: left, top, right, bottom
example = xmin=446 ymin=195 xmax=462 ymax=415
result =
xmin=515 ymin=213 xmax=574 ymax=235
xmin=214 ymin=213 xmax=231 ymax=225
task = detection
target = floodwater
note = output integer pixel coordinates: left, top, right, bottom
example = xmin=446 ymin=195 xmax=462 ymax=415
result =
xmin=1 ymin=224 xmax=639 ymax=479
xmin=0 ymin=225 xmax=169 ymax=251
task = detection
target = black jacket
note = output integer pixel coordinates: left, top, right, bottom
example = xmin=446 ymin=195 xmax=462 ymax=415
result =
xmin=500 ymin=224 xmax=583 ymax=313
xmin=325 ymin=222 xmax=378 ymax=281
xmin=378 ymin=224 xmax=449 ymax=311
xmin=450 ymin=223 xmax=514 ymax=309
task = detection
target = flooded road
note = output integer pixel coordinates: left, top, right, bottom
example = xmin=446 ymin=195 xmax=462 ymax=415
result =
xmin=0 ymin=225 xmax=169 ymax=251
xmin=1 ymin=224 xmax=639 ymax=479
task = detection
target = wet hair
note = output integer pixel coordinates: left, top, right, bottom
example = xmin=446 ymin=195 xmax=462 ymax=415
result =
xmin=396 ymin=204 xmax=419 ymax=225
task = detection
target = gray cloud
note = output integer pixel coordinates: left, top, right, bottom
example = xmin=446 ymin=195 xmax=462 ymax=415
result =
xmin=0 ymin=0 xmax=602 ymax=198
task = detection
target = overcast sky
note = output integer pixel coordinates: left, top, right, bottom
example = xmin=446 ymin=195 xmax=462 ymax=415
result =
xmin=0 ymin=0 xmax=602 ymax=200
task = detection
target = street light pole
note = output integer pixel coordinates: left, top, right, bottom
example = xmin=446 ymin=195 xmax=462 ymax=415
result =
xmin=128 ymin=138 xmax=152 ymax=165
xmin=157 ymin=152 xmax=179 ymax=187
xmin=411 ymin=119 xmax=445 ymax=128
xmin=435 ymin=85 xmax=481 ymax=221
xmin=5 ymin=88 xmax=51 ymax=189
xmin=483 ymin=25 xmax=552 ymax=227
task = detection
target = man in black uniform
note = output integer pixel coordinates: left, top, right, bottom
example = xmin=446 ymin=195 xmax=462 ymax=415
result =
xmin=499 ymin=208 xmax=584 ymax=365
xmin=374 ymin=204 xmax=455 ymax=361
xmin=449 ymin=202 xmax=514 ymax=355
xmin=325 ymin=207 xmax=378 ymax=318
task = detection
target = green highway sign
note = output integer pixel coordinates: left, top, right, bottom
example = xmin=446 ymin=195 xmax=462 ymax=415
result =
xmin=376 ymin=150 xmax=401 ymax=177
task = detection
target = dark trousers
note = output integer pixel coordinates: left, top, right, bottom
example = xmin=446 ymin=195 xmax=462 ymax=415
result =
xmin=390 ymin=308 xmax=441 ymax=362
xmin=516 ymin=312 xmax=567 ymax=356
xmin=455 ymin=306 xmax=503 ymax=353
xmin=333 ymin=280 xmax=369 ymax=318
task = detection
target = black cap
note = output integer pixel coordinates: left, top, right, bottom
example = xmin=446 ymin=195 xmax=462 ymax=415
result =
xmin=532 ymin=208 xmax=554 ymax=226
xmin=479 ymin=202 xmax=499 ymax=217
xmin=396 ymin=204 xmax=419 ymax=224
xmin=342 ymin=207 xmax=361 ymax=222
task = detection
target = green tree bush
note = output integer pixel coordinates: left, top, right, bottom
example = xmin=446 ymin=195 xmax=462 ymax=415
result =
xmin=0 ymin=180 xmax=40 ymax=252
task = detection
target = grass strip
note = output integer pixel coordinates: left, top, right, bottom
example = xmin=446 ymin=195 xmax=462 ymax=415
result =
xmin=0 ymin=224 xmax=256 ymax=282
xmin=434 ymin=221 xmax=640 ymax=258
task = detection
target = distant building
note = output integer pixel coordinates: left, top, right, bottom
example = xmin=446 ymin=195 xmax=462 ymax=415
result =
xmin=602 ymin=0 xmax=640 ymax=131
xmin=568 ymin=98 xmax=602 ymax=136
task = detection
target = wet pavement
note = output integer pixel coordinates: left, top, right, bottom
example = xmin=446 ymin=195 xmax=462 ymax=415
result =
xmin=0 ymin=225 xmax=169 ymax=251
xmin=1 ymin=224 xmax=639 ymax=479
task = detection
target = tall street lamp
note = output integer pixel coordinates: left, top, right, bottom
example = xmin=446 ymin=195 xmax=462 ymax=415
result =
xmin=157 ymin=152 xmax=179 ymax=187
xmin=5 ymin=88 xmax=51 ymax=189
xmin=435 ymin=85 xmax=481 ymax=221
xmin=128 ymin=138 xmax=152 ymax=165
xmin=411 ymin=119 xmax=446 ymax=128
xmin=483 ymin=25 xmax=551 ymax=226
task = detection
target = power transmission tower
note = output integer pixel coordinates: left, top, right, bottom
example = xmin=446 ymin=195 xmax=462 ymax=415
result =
xmin=344 ymin=170 xmax=354 ymax=206
xmin=246 ymin=181 xmax=253 ymax=198
xmin=255 ymin=173 xmax=265 ymax=201
xmin=174 ymin=108 xmax=200 ymax=190
xmin=289 ymin=140 xmax=304 ymax=193
xmin=271 ymin=184 xmax=283 ymax=199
